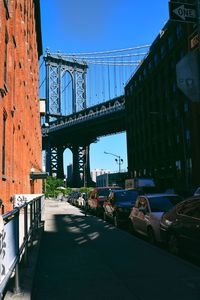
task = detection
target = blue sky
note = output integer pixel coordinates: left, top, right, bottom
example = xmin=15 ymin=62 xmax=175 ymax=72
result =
xmin=40 ymin=0 xmax=169 ymax=174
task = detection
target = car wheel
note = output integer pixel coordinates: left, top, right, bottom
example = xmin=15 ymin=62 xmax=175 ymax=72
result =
xmin=147 ymin=227 xmax=155 ymax=244
xmin=168 ymin=234 xmax=179 ymax=255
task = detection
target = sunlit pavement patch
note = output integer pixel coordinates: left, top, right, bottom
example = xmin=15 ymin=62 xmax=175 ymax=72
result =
xmin=87 ymin=232 xmax=100 ymax=240
xmin=67 ymin=226 xmax=82 ymax=233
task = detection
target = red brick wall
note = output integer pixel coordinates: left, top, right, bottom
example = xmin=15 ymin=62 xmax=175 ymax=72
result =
xmin=0 ymin=0 xmax=42 ymax=212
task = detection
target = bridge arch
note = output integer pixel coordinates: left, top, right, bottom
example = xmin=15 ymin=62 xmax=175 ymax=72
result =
xmin=61 ymin=70 xmax=73 ymax=115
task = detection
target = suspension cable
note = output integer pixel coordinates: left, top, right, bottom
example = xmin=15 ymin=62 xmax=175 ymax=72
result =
xmin=60 ymin=52 xmax=148 ymax=60
xmin=50 ymin=45 xmax=150 ymax=56
xmin=83 ymin=62 xmax=141 ymax=66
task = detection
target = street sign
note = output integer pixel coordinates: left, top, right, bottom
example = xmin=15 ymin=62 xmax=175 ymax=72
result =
xmin=176 ymin=51 xmax=200 ymax=102
xmin=169 ymin=2 xmax=197 ymax=23
xmin=190 ymin=31 xmax=199 ymax=49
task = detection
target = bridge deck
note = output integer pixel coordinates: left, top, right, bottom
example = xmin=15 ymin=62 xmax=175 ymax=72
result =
xmin=31 ymin=199 xmax=200 ymax=300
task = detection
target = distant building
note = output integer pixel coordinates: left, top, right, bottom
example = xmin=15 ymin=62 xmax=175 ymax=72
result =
xmin=96 ymin=172 xmax=128 ymax=188
xmin=67 ymin=164 xmax=73 ymax=181
xmin=0 ymin=0 xmax=43 ymax=212
xmin=91 ymin=169 xmax=111 ymax=183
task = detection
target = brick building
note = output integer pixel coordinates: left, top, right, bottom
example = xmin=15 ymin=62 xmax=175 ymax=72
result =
xmin=125 ymin=17 xmax=200 ymax=195
xmin=0 ymin=0 xmax=42 ymax=212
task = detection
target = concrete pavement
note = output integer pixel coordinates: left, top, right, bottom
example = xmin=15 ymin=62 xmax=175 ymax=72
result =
xmin=32 ymin=199 xmax=200 ymax=300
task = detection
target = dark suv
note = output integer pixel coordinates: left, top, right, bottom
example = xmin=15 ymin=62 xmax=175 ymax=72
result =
xmin=160 ymin=196 xmax=200 ymax=261
xmin=103 ymin=189 xmax=140 ymax=227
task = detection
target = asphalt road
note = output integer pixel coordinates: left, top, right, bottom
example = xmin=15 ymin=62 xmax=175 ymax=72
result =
xmin=32 ymin=199 xmax=200 ymax=300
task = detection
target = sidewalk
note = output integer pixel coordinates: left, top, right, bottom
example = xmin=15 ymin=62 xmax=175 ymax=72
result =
xmin=32 ymin=199 xmax=200 ymax=300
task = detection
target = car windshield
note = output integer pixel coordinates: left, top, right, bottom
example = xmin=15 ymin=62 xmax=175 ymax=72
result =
xmin=148 ymin=195 xmax=182 ymax=213
xmin=115 ymin=190 xmax=139 ymax=202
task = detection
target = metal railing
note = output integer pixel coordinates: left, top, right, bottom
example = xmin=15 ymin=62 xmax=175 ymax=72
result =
xmin=0 ymin=194 xmax=45 ymax=299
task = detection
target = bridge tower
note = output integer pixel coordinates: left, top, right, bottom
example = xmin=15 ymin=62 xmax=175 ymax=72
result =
xmin=44 ymin=51 xmax=93 ymax=187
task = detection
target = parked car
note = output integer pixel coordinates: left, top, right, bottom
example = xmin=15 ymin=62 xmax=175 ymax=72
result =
xmin=68 ymin=192 xmax=81 ymax=205
xmin=103 ymin=189 xmax=141 ymax=227
xmin=160 ymin=196 xmax=200 ymax=260
xmin=193 ymin=187 xmax=200 ymax=196
xmin=87 ymin=186 xmax=122 ymax=216
xmin=129 ymin=194 xmax=183 ymax=243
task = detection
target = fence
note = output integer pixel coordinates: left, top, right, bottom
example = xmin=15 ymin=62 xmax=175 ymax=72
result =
xmin=0 ymin=194 xmax=45 ymax=299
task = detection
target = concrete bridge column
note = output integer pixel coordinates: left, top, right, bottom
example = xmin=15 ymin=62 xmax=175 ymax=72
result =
xmin=67 ymin=143 xmax=95 ymax=188
xmin=46 ymin=142 xmax=52 ymax=176
xmin=57 ymin=146 xmax=64 ymax=179
xmin=45 ymin=144 xmax=64 ymax=179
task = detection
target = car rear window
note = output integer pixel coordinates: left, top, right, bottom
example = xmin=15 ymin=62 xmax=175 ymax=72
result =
xmin=149 ymin=196 xmax=182 ymax=213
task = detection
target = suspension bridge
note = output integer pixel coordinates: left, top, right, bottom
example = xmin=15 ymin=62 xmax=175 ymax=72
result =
xmin=40 ymin=44 xmax=149 ymax=187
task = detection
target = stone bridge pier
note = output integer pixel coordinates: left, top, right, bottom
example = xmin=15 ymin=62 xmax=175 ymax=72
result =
xmin=45 ymin=142 xmax=94 ymax=188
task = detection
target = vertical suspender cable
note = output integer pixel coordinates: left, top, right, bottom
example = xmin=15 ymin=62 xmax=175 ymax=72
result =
xmin=102 ymin=64 xmax=105 ymax=101
xmin=107 ymin=64 xmax=111 ymax=100
xmin=119 ymin=60 xmax=122 ymax=95
xmin=114 ymin=57 xmax=117 ymax=97
xmin=88 ymin=66 xmax=92 ymax=105
xmin=94 ymin=64 xmax=97 ymax=104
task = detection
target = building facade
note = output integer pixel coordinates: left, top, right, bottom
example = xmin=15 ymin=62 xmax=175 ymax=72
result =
xmin=125 ymin=18 xmax=200 ymax=195
xmin=67 ymin=163 xmax=73 ymax=181
xmin=90 ymin=169 xmax=111 ymax=183
xmin=96 ymin=172 xmax=128 ymax=188
xmin=0 ymin=0 xmax=42 ymax=212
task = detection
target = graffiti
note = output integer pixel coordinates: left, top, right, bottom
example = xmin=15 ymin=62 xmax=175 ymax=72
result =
xmin=0 ymin=216 xmax=6 ymax=282
xmin=13 ymin=195 xmax=26 ymax=208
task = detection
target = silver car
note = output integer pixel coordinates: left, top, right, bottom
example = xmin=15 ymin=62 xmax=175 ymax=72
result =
xmin=194 ymin=187 xmax=200 ymax=196
xmin=129 ymin=194 xmax=183 ymax=243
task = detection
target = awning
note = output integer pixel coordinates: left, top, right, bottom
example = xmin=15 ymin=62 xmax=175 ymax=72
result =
xmin=30 ymin=172 xmax=48 ymax=180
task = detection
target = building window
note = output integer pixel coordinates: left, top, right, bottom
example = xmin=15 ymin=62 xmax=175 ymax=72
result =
xmin=160 ymin=45 xmax=166 ymax=58
xmin=184 ymin=102 xmax=189 ymax=112
xmin=154 ymin=53 xmax=159 ymax=65
xmin=148 ymin=61 xmax=153 ymax=71
xmin=176 ymin=24 xmax=183 ymax=39
xmin=176 ymin=160 xmax=181 ymax=172
xmin=172 ymin=82 xmax=177 ymax=92
xmin=4 ymin=30 xmax=9 ymax=84
xmin=4 ymin=0 xmax=9 ymax=18
xmin=168 ymin=35 xmax=174 ymax=49
xmin=2 ymin=111 xmax=7 ymax=176
xmin=186 ymin=129 xmax=190 ymax=142
xmin=130 ymin=84 xmax=133 ymax=95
